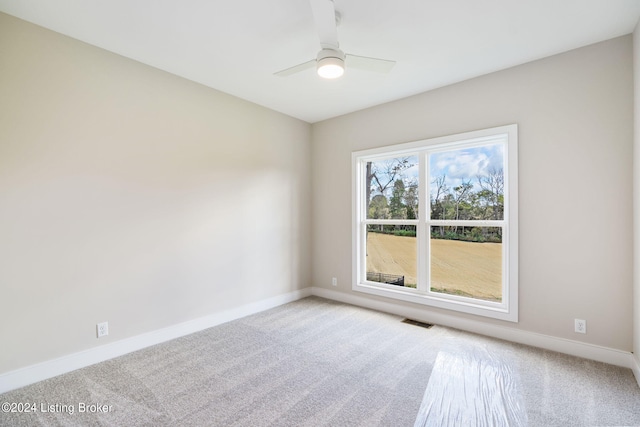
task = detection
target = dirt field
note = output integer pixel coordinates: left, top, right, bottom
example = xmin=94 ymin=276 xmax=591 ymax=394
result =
xmin=366 ymin=232 xmax=502 ymax=302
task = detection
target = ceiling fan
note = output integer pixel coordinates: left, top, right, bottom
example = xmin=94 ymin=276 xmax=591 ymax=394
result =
xmin=274 ymin=0 xmax=396 ymax=79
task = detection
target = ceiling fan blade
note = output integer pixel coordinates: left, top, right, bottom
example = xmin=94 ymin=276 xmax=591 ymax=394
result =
xmin=274 ymin=59 xmax=316 ymax=77
xmin=346 ymin=54 xmax=396 ymax=73
xmin=309 ymin=0 xmax=339 ymax=49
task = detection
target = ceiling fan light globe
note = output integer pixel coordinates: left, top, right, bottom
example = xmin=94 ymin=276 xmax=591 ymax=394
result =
xmin=316 ymin=49 xmax=345 ymax=79
xmin=317 ymin=57 xmax=344 ymax=79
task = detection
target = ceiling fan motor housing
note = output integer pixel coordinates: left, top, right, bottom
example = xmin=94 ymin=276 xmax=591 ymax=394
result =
xmin=316 ymin=48 xmax=345 ymax=78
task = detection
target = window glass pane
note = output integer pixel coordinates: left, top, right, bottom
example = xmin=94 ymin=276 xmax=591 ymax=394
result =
xmin=430 ymin=226 xmax=502 ymax=302
xmin=365 ymin=156 xmax=419 ymax=219
xmin=366 ymin=225 xmax=417 ymax=288
xmin=429 ymin=144 xmax=504 ymax=221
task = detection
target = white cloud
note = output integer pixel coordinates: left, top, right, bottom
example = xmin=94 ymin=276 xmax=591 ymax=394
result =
xmin=430 ymin=144 xmax=503 ymax=191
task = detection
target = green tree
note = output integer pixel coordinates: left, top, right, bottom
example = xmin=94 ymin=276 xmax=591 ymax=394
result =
xmin=404 ymin=184 xmax=418 ymax=219
xmin=368 ymin=194 xmax=390 ymax=219
xmin=389 ymin=179 xmax=407 ymax=219
xmin=368 ymin=194 xmax=390 ymax=232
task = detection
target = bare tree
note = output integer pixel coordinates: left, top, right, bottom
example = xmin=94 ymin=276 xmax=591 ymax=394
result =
xmin=431 ymin=175 xmax=448 ymax=236
xmin=477 ymin=167 xmax=504 ymax=220
xmin=403 ymin=181 xmax=418 ymax=219
xmin=431 ymin=175 xmax=448 ymax=218
xmin=452 ymin=180 xmax=473 ymax=232
xmin=366 ymin=157 xmax=414 ymax=213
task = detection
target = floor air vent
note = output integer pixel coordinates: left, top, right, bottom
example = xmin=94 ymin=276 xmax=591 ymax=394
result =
xmin=402 ymin=319 xmax=434 ymax=329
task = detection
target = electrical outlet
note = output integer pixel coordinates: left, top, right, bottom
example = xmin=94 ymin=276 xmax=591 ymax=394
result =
xmin=331 ymin=277 xmax=337 ymax=286
xmin=574 ymin=319 xmax=586 ymax=334
xmin=97 ymin=322 xmax=109 ymax=338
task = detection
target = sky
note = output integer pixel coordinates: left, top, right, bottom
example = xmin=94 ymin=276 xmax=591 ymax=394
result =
xmin=430 ymin=143 xmax=504 ymax=193
xmin=370 ymin=142 xmax=504 ymax=198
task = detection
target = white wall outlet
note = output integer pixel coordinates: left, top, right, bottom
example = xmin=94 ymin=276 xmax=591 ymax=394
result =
xmin=574 ymin=319 xmax=586 ymax=334
xmin=331 ymin=277 xmax=337 ymax=287
xmin=97 ymin=322 xmax=109 ymax=338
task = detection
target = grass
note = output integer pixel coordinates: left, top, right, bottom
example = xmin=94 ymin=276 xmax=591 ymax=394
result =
xmin=366 ymin=232 xmax=502 ymax=302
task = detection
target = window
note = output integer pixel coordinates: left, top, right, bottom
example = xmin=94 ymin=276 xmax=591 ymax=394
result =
xmin=352 ymin=125 xmax=518 ymax=321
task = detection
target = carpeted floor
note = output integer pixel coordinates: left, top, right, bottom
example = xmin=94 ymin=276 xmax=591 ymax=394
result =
xmin=1 ymin=296 xmax=639 ymax=426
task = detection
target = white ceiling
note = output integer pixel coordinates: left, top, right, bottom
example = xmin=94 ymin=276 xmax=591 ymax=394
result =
xmin=1 ymin=0 xmax=640 ymax=123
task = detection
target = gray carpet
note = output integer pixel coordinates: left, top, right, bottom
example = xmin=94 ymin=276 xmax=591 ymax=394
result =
xmin=1 ymin=296 xmax=639 ymax=426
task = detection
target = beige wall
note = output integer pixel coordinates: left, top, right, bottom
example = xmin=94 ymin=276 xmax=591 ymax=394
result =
xmin=311 ymin=36 xmax=634 ymax=351
xmin=0 ymin=9 xmax=635 ymax=376
xmin=634 ymin=21 xmax=640 ymax=366
xmin=0 ymin=13 xmax=311 ymax=374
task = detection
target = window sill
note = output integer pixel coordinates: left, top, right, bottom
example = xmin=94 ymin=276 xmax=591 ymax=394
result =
xmin=353 ymin=281 xmax=518 ymax=322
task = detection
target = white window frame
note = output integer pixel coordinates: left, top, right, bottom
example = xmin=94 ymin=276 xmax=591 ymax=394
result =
xmin=352 ymin=124 xmax=518 ymax=322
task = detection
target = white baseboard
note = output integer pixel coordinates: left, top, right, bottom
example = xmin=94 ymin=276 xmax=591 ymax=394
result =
xmin=2 ymin=286 xmax=634 ymax=395
xmin=632 ymin=353 xmax=640 ymax=388
xmin=311 ymin=287 xmax=634 ymax=370
xmin=0 ymin=287 xmax=312 ymax=394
